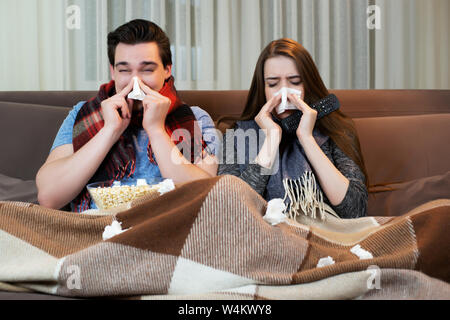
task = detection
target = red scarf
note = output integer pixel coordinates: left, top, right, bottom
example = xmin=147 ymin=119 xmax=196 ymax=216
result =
xmin=71 ymin=76 xmax=207 ymax=212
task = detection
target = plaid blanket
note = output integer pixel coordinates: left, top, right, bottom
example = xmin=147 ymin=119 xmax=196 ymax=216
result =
xmin=0 ymin=175 xmax=449 ymax=299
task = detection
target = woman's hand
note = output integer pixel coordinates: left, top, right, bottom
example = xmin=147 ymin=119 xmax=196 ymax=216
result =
xmin=254 ymin=94 xmax=282 ymax=135
xmin=254 ymin=94 xmax=283 ymax=169
xmin=287 ymin=93 xmax=317 ymax=145
xmin=137 ymin=78 xmax=172 ymax=134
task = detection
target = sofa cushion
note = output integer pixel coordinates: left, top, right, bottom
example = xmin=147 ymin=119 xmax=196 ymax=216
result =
xmin=354 ymin=114 xmax=450 ymax=186
xmin=0 ymin=101 xmax=70 ymax=180
xmin=0 ymin=173 xmax=37 ymax=203
xmin=0 ymin=91 xmax=95 ymax=108
xmin=367 ymin=171 xmax=450 ymax=216
xmin=179 ymin=90 xmax=248 ymax=122
xmin=0 ymin=290 xmax=77 ymax=300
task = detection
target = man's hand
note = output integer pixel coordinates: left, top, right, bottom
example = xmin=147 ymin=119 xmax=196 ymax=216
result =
xmin=100 ymin=78 xmax=134 ymax=139
xmin=137 ymin=78 xmax=172 ymax=134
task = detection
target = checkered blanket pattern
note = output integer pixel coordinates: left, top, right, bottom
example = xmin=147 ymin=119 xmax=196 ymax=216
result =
xmin=0 ymin=175 xmax=449 ymax=299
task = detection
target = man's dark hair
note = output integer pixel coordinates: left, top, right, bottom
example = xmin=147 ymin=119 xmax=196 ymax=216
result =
xmin=107 ymin=19 xmax=172 ymax=67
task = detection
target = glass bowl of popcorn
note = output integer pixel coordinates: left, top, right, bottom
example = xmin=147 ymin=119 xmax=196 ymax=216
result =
xmin=87 ymin=178 xmax=174 ymax=210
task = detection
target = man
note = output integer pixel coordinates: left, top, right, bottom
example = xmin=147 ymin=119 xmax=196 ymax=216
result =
xmin=36 ymin=19 xmax=219 ymax=211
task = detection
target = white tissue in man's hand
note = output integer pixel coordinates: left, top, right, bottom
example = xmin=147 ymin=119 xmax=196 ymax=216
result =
xmin=274 ymin=87 xmax=302 ymax=114
xmin=127 ymin=76 xmax=146 ymax=101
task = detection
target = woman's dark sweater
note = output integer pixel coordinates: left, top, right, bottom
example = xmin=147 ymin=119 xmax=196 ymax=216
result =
xmin=218 ymin=130 xmax=368 ymax=219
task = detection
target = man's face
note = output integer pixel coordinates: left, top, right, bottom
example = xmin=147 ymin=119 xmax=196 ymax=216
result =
xmin=110 ymin=42 xmax=172 ymax=110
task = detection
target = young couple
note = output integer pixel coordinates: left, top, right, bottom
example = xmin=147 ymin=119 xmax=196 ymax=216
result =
xmin=36 ymin=19 xmax=368 ymax=218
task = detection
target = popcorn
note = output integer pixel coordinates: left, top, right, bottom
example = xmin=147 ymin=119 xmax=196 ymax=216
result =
xmin=88 ymin=179 xmax=176 ymax=210
xmin=89 ymin=183 xmax=160 ymax=210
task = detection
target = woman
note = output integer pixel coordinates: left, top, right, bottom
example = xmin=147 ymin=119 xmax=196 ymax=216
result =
xmin=218 ymin=38 xmax=368 ymax=219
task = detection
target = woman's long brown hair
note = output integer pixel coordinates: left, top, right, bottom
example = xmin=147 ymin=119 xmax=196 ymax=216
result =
xmin=217 ymin=38 xmax=369 ymax=188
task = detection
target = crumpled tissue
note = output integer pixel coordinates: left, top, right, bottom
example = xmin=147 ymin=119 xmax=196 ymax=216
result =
xmin=157 ymin=178 xmax=175 ymax=195
xmin=136 ymin=178 xmax=148 ymax=186
xmin=263 ymin=198 xmax=287 ymax=225
xmin=350 ymin=244 xmax=373 ymax=260
xmin=317 ymin=256 xmax=335 ymax=268
xmin=102 ymin=220 xmax=129 ymax=241
xmin=127 ymin=76 xmax=146 ymax=101
xmin=274 ymin=87 xmax=302 ymax=114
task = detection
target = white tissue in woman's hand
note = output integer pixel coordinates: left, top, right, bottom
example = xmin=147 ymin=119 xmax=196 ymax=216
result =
xmin=263 ymin=198 xmax=287 ymax=225
xmin=274 ymin=87 xmax=302 ymax=114
xmin=127 ymin=76 xmax=146 ymax=101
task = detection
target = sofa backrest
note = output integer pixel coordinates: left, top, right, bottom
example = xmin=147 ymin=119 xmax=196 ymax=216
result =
xmin=0 ymin=89 xmax=448 ymax=119
xmin=354 ymin=114 xmax=450 ymax=186
xmin=0 ymin=90 xmax=449 ymax=186
xmin=0 ymin=101 xmax=70 ymax=181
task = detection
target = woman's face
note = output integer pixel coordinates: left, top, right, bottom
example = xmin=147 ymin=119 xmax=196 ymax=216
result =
xmin=264 ymin=55 xmax=305 ymax=119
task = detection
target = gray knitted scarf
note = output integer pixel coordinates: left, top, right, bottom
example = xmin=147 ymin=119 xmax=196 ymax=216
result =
xmin=235 ymin=119 xmax=339 ymax=220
